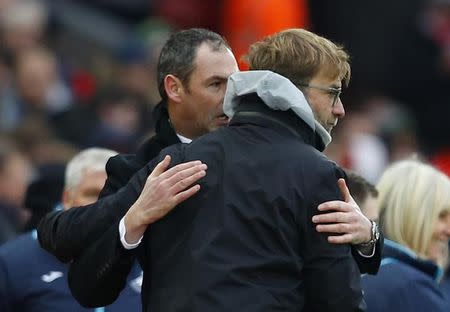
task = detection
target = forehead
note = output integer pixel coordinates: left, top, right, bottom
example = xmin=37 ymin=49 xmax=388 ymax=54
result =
xmin=309 ymin=68 xmax=343 ymax=87
xmin=190 ymin=43 xmax=238 ymax=81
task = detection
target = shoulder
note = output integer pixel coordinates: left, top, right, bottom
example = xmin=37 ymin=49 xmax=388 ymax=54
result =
xmin=0 ymin=232 xmax=37 ymax=260
xmin=0 ymin=232 xmax=57 ymax=279
xmin=363 ymin=261 xmax=447 ymax=311
xmin=363 ymin=260 xmax=443 ymax=295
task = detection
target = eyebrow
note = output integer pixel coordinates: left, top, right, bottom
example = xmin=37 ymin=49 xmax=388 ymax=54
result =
xmin=206 ymin=75 xmax=228 ymax=82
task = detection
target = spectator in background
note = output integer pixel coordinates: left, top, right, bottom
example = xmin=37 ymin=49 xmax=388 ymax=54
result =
xmin=115 ymin=39 xmax=158 ymax=106
xmin=0 ymin=0 xmax=47 ymax=59
xmin=51 ymin=85 xmax=150 ymax=153
xmin=87 ymin=87 xmax=151 ymax=153
xmin=362 ymin=159 xmax=450 ymax=312
xmin=0 ymin=148 xmax=142 ymax=312
xmin=22 ymin=163 xmax=66 ymax=232
xmin=345 ymin=169 xmax=379 ymax=222
xmin=10 ymin=115 xmax=78 ymax=166
xmin=1 ymin=47 xmax=72 ymax=132
xmin=0 ymin=137 xmax=33 ymax=243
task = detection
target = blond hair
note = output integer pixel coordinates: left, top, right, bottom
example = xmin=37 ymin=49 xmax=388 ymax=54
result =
xmin=377 ymin=159 xmax=450 ymax=259
xmin=245 ymin=28 xmax=351 ymax=86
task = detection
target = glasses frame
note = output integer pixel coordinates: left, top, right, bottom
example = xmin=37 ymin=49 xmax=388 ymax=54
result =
xmin=298 ymin=83 xmax=342 ymax=107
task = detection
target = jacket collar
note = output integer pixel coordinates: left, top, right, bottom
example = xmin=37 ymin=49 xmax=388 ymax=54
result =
xmin=134 ymin=99 xmax=180 ymax=163
xmin=223 ymin=70 xmax=332 ymax=148
xmin=382 ymin=239 xmax=444 ymax=282
xmin=229 ymin=94 xmax=326 ymax=151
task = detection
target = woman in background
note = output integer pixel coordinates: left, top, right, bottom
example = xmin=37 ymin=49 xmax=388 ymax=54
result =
xmin=362 ymin=159 xmax=450 ymax=311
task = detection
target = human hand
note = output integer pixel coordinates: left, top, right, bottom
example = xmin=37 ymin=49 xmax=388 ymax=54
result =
xmin=124 ymin=155 xmax=207 ymax=243
xmin=312 ymin=178 xmax=372 ymax=245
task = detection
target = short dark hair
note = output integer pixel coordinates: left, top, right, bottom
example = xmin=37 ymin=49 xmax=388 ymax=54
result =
xmin=345 ymin=169 xmax=378 ymax=206
xmin=157 ymin=28 xmax=230 ymax=99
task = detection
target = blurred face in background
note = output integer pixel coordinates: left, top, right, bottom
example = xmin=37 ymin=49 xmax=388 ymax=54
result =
xmin=427 ymin=211 xmax=450 ymax=267
xmin=0 ymin=152 xmax=33 ymax=207
xmin=15 ymin=49 xmax=57 ymax=109
xmin=62 ymin=168 xmax=107 ymax=209
xmin=0 ymin=0 xmax=47 ymax=55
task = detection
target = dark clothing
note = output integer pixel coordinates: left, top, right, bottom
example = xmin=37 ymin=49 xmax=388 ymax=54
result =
xmin=0 ymin=230 xmax=142 ymax=312
xmin=37 ymin=101 xmax=180 ymax=263
xmin=0 ymin=213 xmax=16 ymax=246
xmin=362 ymin=239 xmax=448 ymax=312
xmin=0 ymin=202 xmax=21 ymax=245
xmin=22 ymin=164 xmax=65 ymax=232
xmin=68 ymin=96 xmax=366 ymax=311
xmin=38 ymin=96 xmax=379 ymax=311
xmin=442 ymin=270 xmax=450 ymax=302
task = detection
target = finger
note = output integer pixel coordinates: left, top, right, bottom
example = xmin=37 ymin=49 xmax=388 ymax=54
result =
xmin=312 ymin=212 xmax=348 ymax=224
xmin=316 ymin=223 xmax=351 ymax=234
xmin=164 ymin=163 xmax=207 ymax=186
xmin=172 ymin=184 xmax=201 ymax=206
xmin=338 ymin=178 xmax=357 ymax=205
xmin=170 ymin=169 xmax=207 ymax=194
xmin=317 ymin=201 xmax=352 ymax=212
xmin=327 ymin=233 xmax=354 ymax=244
xmin=337 ymin=178 xmax=351 ymax=202
xmin=149 ymin=155 xmax=171 ymax=178
xmin=157 ymin=160 xmax=204 ymax=180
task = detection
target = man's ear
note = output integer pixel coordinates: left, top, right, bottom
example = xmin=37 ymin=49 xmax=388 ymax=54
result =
xmin=61 ymin=189 xmax=72 ymax=210
xmin=164 ymin=74 xmax=183 ymax=103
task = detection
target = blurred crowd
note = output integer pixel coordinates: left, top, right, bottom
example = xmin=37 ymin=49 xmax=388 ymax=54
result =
xmin=0 ymin=0 xmax=450 ymax=311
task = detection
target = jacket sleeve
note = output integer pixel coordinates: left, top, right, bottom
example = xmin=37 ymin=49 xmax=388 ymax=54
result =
xmin=37 ymin=157 xmax=151 ymax=263
xmin=351 ymin=231 xmax=384 ymax=275
xmin=67 ymin=145 xmax=185 ymax=307
xmin=300 ymin=163 xmax=366 ymax=312
xmin=68 ymin=223 xmax=137 ymax=307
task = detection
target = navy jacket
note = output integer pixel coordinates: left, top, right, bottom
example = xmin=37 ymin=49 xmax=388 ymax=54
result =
xmin=0 ymin=230 xmax=142 ymax=312
xmin=362 ymin=239 xmax=448 ymax=312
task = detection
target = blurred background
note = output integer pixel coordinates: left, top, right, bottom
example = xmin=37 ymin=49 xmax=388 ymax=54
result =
xmin=1 ymin=0 xmax=449 ymax=239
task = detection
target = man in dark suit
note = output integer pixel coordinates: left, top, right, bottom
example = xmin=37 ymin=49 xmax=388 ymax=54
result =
xmin=38 ymin=28 xmax=381 ymax=311
xmin=0 ymin=148 xmax=142 ymax=311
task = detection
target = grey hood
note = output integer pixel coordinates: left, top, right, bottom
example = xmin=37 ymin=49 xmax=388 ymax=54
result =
xmin=223 ymin=70 xmax=332 ymax=147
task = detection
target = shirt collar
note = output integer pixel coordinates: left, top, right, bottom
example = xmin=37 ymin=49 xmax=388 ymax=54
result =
xmin=176 ymin=133 xmax=192 ymax=143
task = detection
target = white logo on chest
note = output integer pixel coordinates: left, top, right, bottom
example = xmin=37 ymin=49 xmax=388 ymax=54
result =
xmin=41 ymin=271 xmax=64 ymax=283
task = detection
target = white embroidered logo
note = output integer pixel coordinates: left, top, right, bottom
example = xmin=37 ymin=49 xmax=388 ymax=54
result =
xmin=41 ymin=271 xmax=63 ymax=283
xmin=129 ymin=271 xmax=143 ymax=293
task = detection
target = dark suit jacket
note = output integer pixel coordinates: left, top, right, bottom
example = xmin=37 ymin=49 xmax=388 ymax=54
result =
xmin=68 ymin=97 xmax=368 ymax=311
xmin=37 ymin=101 xmax=180 ymax=263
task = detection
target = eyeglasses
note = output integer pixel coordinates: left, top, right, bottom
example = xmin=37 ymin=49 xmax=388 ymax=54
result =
xmin=298 ymin=83 xmax=342 ymax=107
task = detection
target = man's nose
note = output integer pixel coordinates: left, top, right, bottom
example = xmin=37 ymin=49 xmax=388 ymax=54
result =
xmin=333 ymin=98 xmax=345 ymax=118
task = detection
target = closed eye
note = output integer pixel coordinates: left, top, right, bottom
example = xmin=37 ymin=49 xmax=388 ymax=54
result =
xmin=209 ymin=81 xmax=221 ymax=88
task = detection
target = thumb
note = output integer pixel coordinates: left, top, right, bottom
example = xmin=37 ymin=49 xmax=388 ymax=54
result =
xmin=150 ymin=155 xmax=171 ymax=178
xmin=337 ymin=178 xmax=353 ymax=203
